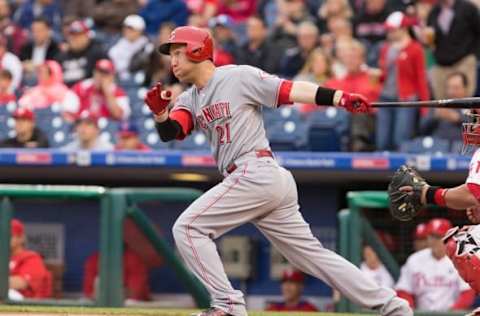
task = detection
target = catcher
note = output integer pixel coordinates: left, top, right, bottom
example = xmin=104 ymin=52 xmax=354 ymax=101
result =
xmin=388 ymin=112 xmax=480 ymax=315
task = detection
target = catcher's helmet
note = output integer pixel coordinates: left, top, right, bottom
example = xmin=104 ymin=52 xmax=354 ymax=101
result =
xmin=158 ymin=26 xmax=214 ymax=62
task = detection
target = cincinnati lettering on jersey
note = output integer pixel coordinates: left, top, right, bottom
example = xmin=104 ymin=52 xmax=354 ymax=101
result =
xmin=197 ymin=102 xmax=231 ymax=129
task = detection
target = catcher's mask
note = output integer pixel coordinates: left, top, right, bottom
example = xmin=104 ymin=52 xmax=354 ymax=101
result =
xmin=462 ymin=110 xmax=480 ymax=153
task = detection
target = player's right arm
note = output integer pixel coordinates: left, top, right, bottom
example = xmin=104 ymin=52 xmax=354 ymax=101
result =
xmin=144 ymin=83 xmax=193 ymax=142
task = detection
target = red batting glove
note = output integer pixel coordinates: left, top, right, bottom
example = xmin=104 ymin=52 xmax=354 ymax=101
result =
xmin=144 ymin=83 xmax=172 ymax=115
xmin=338 ymin=92 xmax=371 ymax=114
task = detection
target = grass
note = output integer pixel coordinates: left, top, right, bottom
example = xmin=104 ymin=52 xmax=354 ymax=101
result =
xmin=0 ymin=305 xmax=369 ymax=315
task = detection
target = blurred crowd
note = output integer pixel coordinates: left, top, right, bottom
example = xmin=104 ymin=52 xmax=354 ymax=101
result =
xmin=0 ymin=0 xmax=479 ymax=153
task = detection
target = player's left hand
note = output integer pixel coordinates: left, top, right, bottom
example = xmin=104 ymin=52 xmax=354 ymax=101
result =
xmin=338 ymin=92 xmax=371 ymax=113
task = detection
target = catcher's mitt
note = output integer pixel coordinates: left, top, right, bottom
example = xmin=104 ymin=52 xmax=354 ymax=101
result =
xmin=388 ymin=165 xmax=427 ymax=221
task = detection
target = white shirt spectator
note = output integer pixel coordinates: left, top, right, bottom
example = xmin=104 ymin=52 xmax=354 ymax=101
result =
xmin=1 ymin=52 xmax=22 ymax=92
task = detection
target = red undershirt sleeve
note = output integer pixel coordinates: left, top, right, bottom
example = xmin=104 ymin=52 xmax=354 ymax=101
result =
xmin=467 ymin=183 xmax=480 ymax=202
xmin=169 ymin=109 xmax=194 ymax=140
xmin=277 ymin=80 xmax=293 ymax=107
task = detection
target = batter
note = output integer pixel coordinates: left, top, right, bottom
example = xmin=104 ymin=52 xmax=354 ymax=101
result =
xmin=144 ymin=26 xmax=412 ymax=316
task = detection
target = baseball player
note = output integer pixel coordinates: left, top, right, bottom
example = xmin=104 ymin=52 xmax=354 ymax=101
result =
xmin=144 ymin=26 xmax=412 ymax=316
xmin=395 ymin=218 xmax=475 ymax=311
xmin=388 ymin=110 xmax=480 ymax=315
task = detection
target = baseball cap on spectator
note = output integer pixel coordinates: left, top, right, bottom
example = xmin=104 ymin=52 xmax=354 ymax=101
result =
xmin=13 ymin=108 xmax=35 ymax=121
xmin=208 ymin=14 xmax=234 ymax=29
xmin=414 ymin=223 xmax=429 ymax=240
xmin=118 ymin=121 xmax=139 ymax=138
xmin=123 ymin=15 xmax=145 ymax=32
xmin=11 ymin=219 xmax=24 ymax=237
xmin=282 ymin=268 xmax=304 ymax=283
xmin=76 ymin=110 xmax=98 ymax=125
xmin=68 ymin=20 xmax=90 ymax=34
xmin=384 ymin=11 xmax=417 ymax=30
xmin=427 ymin=218 xmax=452 ymax=237
xmin=95 ymin=59 xmax=115 ymax=75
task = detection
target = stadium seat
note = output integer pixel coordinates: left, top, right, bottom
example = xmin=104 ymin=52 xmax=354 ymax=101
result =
xmin=267 ymin=120 xmax=308 ymax=151
xmin=45 ymin=116 xmax=73 ymax=147
xmin=263 ymin=106 xmax=303 ymax=126
xmin=400 ymin=136 xmax=450 ymax=155
xmin=306 ymin=108 xmax=350 ymax=151
xmin=139 ymin=131 xmax=170 ymax=150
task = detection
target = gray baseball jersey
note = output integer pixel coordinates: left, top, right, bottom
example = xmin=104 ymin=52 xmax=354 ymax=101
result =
xmin=172 ymin=65 xmax=280 ymax=173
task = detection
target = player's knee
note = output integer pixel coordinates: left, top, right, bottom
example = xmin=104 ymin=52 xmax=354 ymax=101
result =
xmin=172 ymin=218 xmax=188 ymax=244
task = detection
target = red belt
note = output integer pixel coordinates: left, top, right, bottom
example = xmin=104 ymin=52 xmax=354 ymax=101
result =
xmin=226 ymin=149 xmax=273 ymax=174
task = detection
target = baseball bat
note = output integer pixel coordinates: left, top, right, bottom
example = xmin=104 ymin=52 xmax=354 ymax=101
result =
xmin=371 ymin=97 xmax=480 ymax=109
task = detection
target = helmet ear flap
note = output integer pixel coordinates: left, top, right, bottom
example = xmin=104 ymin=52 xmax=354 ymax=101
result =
xmin=187 ymin=43 xmax=204 ymax=61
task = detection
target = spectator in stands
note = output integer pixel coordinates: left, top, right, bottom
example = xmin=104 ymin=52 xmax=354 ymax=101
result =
xmin=83 ymin=245 xmax=150 ymax=301
xmin=93 ymin=0 xmax=140 ymax=36
xmin=18 ymin=60 xmax=79 ymax=117
xmin=13 ymin=0 xmax=62 ymax=34
xmin=420 ymin=72 xmax=467 ymax=144
xmin=326 ymin=39 xmax=380 ymax=151
xmin=353 ymin=0 xmax=391 ymax=66
xmin=0 ymin=35 xmax=22 ymax=92
xmin=317 ymin=0 xmax=353 ymax=33
xmin=129 ymin=22 xmax=177 ymax=87
xmin=424 ymin=0 xmax=480 ymax=99
xmin=72 ymin=59 xmax=131 ymax=121
xmin=62 ymin=111 xmax=114 ymax=151
xmin=413 ymin=222 xmax=429 ymax=252
xmin=266 ymin=268 xmax=318 ymax=311
xmin=139 ymin=0 xmax=189 ymax=36
xmin=108 ymin=15 xmax=153 ymax=81
xmin=217 ymin=0 xmax=256 ymax=24
xmin=236 ymin=15 xmax=281 ymax=74
xmin=376 ymin=11 xmax=429 ymax=151
xmin=19 ymin=17 xmax=59 ymax=81
xmin=280 ymin=21 xmax=319 ymax=78
xmin=270 ymin=0 xmax=314 ymax=52
xmin=0 ymin=0 xmax=27 ymax=55
xmin=209 ymin=14 xmax=237 ymax=66
xmin=115 ymin=121 xmax=150 ymax=151
xmin=58 ymin=0 xmax=95 ymax=19
xmin=56 ymin=20 xmax=107 ymax=87
xmin=293 ymin=46 xmax=331 ymax=83
xmin=396 ymin=218 xmax=475 ymax=311
xmin=9 ymin=219 xmax=52 ymax=300
xmin=360 ymin=245 xmax=394 ymax=288
xmin=0 ymin=108 xmax=49 ymax=148
xmin=184 ymin=0 xmax=218 ymax=27
xmin=0 ymin=70 xmax=16 ymax=104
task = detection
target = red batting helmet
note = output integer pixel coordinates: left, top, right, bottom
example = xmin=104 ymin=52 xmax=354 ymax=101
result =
xmin=427 ymin=218 xmax=452 ymax=237
xmin=158 ymin=26 xmax=214 ymax=62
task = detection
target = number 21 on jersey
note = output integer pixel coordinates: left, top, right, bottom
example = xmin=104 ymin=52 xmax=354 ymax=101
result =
xmin=216 ymin=123 xmax=231 ymax=145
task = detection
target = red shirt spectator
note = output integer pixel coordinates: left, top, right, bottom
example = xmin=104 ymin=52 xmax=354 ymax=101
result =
xmin=0 ymin=0 xmax=28 ymax=55
xmin=9 ymin=219 xmax=51 ymax=299
xmin=266 ymin=268 xmax=318 ymax=312
xmin=72 ymin=59 xmax=131 ymax=121
xmin=379 ymin=12 xmax=430 ymax=102
xmin=83 ymin=247 xmax=150 ymax=301
xmin=217 ymin=0 xmax=256 ymax=23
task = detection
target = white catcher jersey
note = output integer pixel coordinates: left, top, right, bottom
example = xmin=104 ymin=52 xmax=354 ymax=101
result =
xmin=171 ymin=65 xmax=285 ymax=173
xmin=466 ymin=148 xmax=480 ymax=185
xmin=395 ymin=248 xmax=471 ymax=311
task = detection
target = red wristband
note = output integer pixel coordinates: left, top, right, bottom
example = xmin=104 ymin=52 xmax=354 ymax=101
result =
xmin=434 ymin=188 xmax=448 ymax=207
